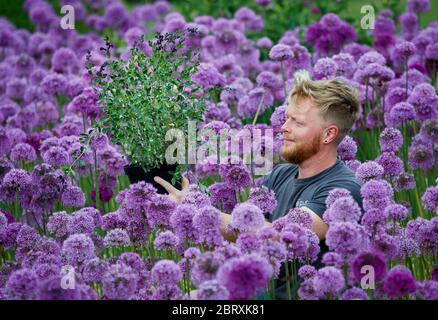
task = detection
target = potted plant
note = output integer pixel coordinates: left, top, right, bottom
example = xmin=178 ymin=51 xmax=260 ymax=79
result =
xmin=87 ymin=32 xmax=207 ymax=194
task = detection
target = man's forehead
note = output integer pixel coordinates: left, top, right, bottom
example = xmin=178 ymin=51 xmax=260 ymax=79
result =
xmin=286 ymin=97 xmax=316 ymax=115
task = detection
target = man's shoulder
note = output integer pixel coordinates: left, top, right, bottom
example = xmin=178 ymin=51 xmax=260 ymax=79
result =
xmin=262 ymin=162 xmax=297 ymax=189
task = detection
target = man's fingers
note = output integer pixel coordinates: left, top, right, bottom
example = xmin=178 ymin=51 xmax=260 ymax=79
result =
xmin=181 ymin=177 xmax=189 ymax=190
xmin=154 ymin=176 xmax=178 ymax=194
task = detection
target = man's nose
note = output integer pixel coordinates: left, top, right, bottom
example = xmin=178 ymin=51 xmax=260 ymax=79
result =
xmin=281 ymin=120 xmax=290 ymax=133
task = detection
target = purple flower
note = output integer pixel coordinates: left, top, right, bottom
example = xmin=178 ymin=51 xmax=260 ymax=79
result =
xmin=313 ymin=266 xmax=345 ymax=299
xmin=208 ymin=182 xmax=237 ymax=213
xmin=407 ymin=0 xmax=431 ymax=13
xmin=103 ymin=228 xmax=131 ymax=247
xmin=124 ymin=181 xmax=157 ymax=211
xmin=416 ymin=280 xmax=438 ymax=300
xmin=422 ymin=186 xmax=438 ymax=212
xmin=151 ymin=284 xmax=182 ymax=300
xmin=192 ymin=63 xmax=225 ymax=90
xmin=217 ymin=254 xmax=273 ymax=300
xmin=408 ymin=142 xmax=434 ymax=172
xmin=169 ymin=204 xmax=197 ymax=242
xmin=392 ymin=41 xmax=416 ymax=59
xmin=357 ymin=51 xmax=386 ymax=69
xmin=269 ymin=44 xmax=293 ymax=61
xmin=341 ymin=287 xmax=369 ymax=300
xmin=326 ymin=222 xmax=369 ymax=257
xmin=4 ymin=268 xmax=39 ymax=300
xmin=61 ymin=233 xmax=96 ymax=267
xmin=332 ymin=53 xmax=356 ymax=78
xmin=191 ymin=252 xmax=223 ymax=286
xmin=16 ymin=224 xmax=41 ymax=252
xmin=388 ymin=102 xmax=416 ymax=127
xmin=151 ymin=260 xmax=182 ymax=286
xmin=337 ymin=136 xmax=357 ymax=161
xmin=10 ymin=143 xmax=36 ymax=163
xmin=298 ymin=265 xmax=317 ymax=280
xmin=376 ymin=152 xmax=404 ymax=178
xmin=385 ymin=203 xmax=409 ymax=220
xmin=197 ymin=280 xmax=229 ymax=300
xmin=384 ymin=265 xmax=417 ymax=298
xmin=351 ymin=249 xmax=387 ymax=283
xmin=220 ymin=163 xmax=252 ymax=189
xmin=322 ymin=252 xmax=344 ymax=268
xmin=236 ymin=232 xmax=261 ymax=254
xmin=257 ymin=37 xmax=273 ymax=49
xmin=247 ymin=186 xmax=277 ymax=215
xmin=47 ymin=211 xmax=70 ymax=241
xmin=324 ymin=196 xmax=362 ymax=223
xmin=51 ymin=47 xmax=79 ymax=74
xmin=298 ymin=279 xmax=318 ymax=300
xmin=102 ymin=263 xmax=139 ymax=300
xmin=154 ymin=230 xmax=179 ymax=251
xmin=379 ymin=127 xmax=403 ymax=153
xmin=0 ymin=168 xmax=32 ymax=202
xmin=182 ymin=189 xmax=212 ymax=208
xmin=61 ymin=186 xmax=86 ymax=208
xmin=81 ymin=257 xmax=109 ymax=284
xmin=407 ymin=83 xmax=438 ymax=121
xmin=313 ymin=57 xmax=337 ymax=80
xmin=325 ymin=188 xmax=352 ymax=209
xmin=42 ymin=146 xmax=69 ymax=167
xmin=231 ymin=202 xmax=265 ymax=232
xmin=41 ymin=73 xmax=67 ymax=95
xmin=356 ymin=161 xmax=384 ymax=183
xmin=67 ymin=211 xmax=95 ymax=236
xmin=193 ymin=205 xmax=223 ymax=247
xmin=426 ymin=43 xmax=438 ymax=60
xmin=393 ymin=172 xmax=416 ymax=191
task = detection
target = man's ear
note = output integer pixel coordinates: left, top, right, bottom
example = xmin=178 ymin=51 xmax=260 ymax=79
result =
xmin=324 ymin=125 xmax=339 ymax=144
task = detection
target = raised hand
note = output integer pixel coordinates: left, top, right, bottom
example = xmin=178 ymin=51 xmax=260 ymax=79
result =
xmin=153 ymin=176 xmax=190 ymax=204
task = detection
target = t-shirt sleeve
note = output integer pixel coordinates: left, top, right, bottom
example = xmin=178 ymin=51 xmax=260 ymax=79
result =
xmin=304 ymin=180 xmax=363 ymax=218
xmin=261 ymin=163 xmax=285 ymax=190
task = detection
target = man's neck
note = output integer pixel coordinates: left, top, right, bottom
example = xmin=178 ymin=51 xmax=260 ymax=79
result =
xmin=296 ymin=150 xmax=338 ymax=179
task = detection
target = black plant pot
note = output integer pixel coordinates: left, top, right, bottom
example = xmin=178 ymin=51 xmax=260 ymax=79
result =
xmin=124 ymin=163 xmax=181 ymax=195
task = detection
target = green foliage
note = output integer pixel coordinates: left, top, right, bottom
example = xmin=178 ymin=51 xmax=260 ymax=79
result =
xmin=87 ymin=31 xmax=207 ymax=175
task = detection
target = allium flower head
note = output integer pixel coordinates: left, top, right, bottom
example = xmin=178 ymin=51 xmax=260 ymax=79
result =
xmin=313 ymin=266 xmax=345 ymax=299
xmin=151 ymin=260 xmax=182 ymax=286
xmin=231 ymin=202 xmax=265 ymax=232
xmin=384 ymin=265 xmax=417 ymax=298
xmin=356 ymin=161 xmax=384 ymax=183
xmin=102 ymin=263 xmax=138 ymax=300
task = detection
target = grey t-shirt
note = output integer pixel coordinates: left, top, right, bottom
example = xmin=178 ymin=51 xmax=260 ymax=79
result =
xmin=260 ymin=158 xmax=364 ymax=300
xmin=262 ymin=158 xmax=363 ymax=222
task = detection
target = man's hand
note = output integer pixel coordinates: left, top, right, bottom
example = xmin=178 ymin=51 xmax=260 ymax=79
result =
xmin=153 ymin=176 xmax=190 ymax=204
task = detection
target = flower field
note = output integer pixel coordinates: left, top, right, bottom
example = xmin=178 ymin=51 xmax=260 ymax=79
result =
xmin=0 ymin=0 xmax=437 ymax=300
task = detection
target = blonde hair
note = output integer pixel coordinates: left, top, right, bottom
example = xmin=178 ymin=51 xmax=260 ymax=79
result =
xmin=288 ymin=73 xmax=360 ymax=144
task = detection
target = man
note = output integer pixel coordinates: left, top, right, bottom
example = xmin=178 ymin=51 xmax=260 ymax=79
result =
xmin=154 ymin=76 xmax=363 ymax=298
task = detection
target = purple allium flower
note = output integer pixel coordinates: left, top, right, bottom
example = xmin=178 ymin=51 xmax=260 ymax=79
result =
xmin=81 ymin=257 xmax=109 ymax=284
xmin=313 ymin=266 xmax=345 ymax=299
xmin=393 ymin=172 xmax=416 ymax=191
xmin=351 ymin=249 xmax=387 ymax=283
xmin=384 ymin=265 xmax=417 ymax=298
xmin=90 ymin=132 xmax=108 ymax=152
xmin=356 ymin=161 xmax=384 ymax=183
xmin=191 ymin=252 xmax=223 ymax=286
xmin=298 ymin=265 xmax=317 ymax=280
xmin=102 ymin=211 xmax=127 ymax=231
xmin=193 ymin=205 xmax=223 ymax=247
xmin=385 ymin=203 xmax=409 ymax=220
xmin=388 ymin=102 xmax=416 ymax=127
xmin=326 ymin=222 xmax=368 ymax=257
xmin=337 ymin=136 xmax=357 ymax=161
xmin=47 ymin=211 xmax=70 ymax=241
xmin=230 ymin=202 xmax=265 ymax=232
xmin=197 ymin=280 xmax=229 ymax=300
xmin=220 ymin=163 xmax=252 ymax=189
xmin=102 ymin=263 xmax=139 ymax=300
xmin=257 ymin=37 xmax=273 ymax=49
xmin=247 ymin=186 xmax=277 ymax=215
xmin=376 ymin=152 xmax=404 ymax=178
xmin=61 ymin=233 xmax=96 ymax=266
xmin=6 ymin=78 xmax=27 ymax=100
xmin=298 ymin=279 xmax=318 ymax=300
xmin=192 ymin=63 xmax=225 ymax=90
xmin=124 ymin=181 xmax=157 ymax=211
xmin=325 ymin=196 xmax=362 ymax=223
xmin=283 ymin=208 xmax=314 ymax=229
xmin=269 ymin=44 xmax=293 ymax=61
xmin=393 ymin=41 xmax=416 ymax=60
xmin=16 ymin=224 xmax=41 ymax=252
xmin=208 ymin=182 xmax=237 ymax=213
xmin=4 ymin=268 xmax=39 ymax=300
xmin=379 ymin=127 xmax=403 ymax=153
xmin=422 ymin=186 xmax=438 ymax=212
xmin=420 ymin=119 xmax=438 ymax=143
xmin=236 ymin=232 xmax=261 ymax=254
xmin=259 ymin=239 xmax=286 ymax=276
xmin=151 ymin=260 xmax=182 ymax=286
xmin=151 ymin=284 xmax=182 ymax=300
xmin=67 ymin=210 xmax=95 ymax=236
xmin=217 ymin=254 xmax=273 ymax=300
xmin=103 ymin=228 xmax=131 ymax=247
xmin=61 ymin=186 xmax=86 ymax=208
xmin=313 ymin=57 xmax=337 ymax=80
xmin=182 ymin=189 xmax=212 ymax=208
xmin=322 ymin=252 xmax=344 ymax=268
xmin=42 ymin=146 xmax=69 ymax=167
xmin=407 ymin=0 xmax=431 ymax=13
xmin=416 ymin=280 xmax=438 ymax=300
xmin=325 ymin=188 xmax=352 ymax=209
xmin=41 ymin=73 xmax=67 ymax=96
xmin=270 ymin=105 xmax=286 ymax=134
xmin=408 ymin=142 xmax=434 ymax=172
xmin=407 ymin=83 xmax=438 ymax=121
xmin=426 ymin=43 xmax=438 ymax=60
xmin=91 ymin=184 xmax=113 ymax=204
xmin=154 ymin=230 xmax=179 ymax=251
xmin=169 ymin=204 xmax=197 ymax=242
xmin=341 ymin=287 xmax=369 ymax=300
xmin=10 ymin=143 xmax=37 ymax=163
xmin=0 ymin=168 xmax=32 ymax=202
xmin=332 ymin=53 xmax=356 ymax=78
